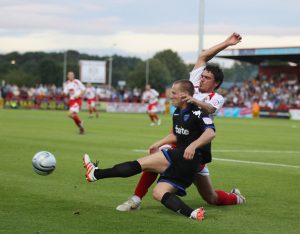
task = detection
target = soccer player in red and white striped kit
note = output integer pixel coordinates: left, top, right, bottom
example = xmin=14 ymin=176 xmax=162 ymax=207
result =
xmin=116 ymin=33 xmax=246 ymax=211
xmin=63 ymin=71 xmax=86 ymax=134
xmin=85 ymin=83 xmax=99 ymax=118
xmin=142 ymin=84 xmax=161 ymax=126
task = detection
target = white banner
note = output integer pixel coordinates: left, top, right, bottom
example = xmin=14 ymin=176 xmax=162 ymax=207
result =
xmin=289 ymin=109 xmax=300 ymax=120
xmin=106 ymin=103 xmax=148 ymax=113
xmin=79 ymin=60 xmax=106 ymax=83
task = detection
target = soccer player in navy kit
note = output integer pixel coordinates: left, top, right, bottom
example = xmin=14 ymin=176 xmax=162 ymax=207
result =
xmin=83 ymin=80 xmax=215 ymax=220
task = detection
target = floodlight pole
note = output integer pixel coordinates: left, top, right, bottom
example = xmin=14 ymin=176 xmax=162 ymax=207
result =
xmin=108 ymin=56 xmax=113 ymax=89
xmin=63 ymin=50 xmax=67 ymax=85
xmin=108 ymin=44 xmax=117 ymax=89
xmin=145 ymin=59 xmax=149 ymax=85
xmin=198 ymin=0 xmax=205 ymax=55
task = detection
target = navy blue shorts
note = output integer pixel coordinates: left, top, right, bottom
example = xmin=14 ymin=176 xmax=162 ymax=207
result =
xmin=158 ymin=148 xmax=210 ymax=196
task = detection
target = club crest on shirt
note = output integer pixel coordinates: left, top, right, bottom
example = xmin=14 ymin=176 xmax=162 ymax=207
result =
xmin=183 ymin=114 xmax=190 ymax=122
xmin=203 ymin=96 xmax=209 ymax=102
xmin=211 ymin=99 xmax=219 ymax=106
xmin=192 ymin=110 xmax=202 ymax=118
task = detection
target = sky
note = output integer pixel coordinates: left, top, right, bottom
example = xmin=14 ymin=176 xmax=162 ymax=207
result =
xmin=0 ymin=0 xmax=299 ymax=63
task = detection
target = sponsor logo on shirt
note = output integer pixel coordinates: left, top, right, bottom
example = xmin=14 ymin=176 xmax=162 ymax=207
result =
xmin=175 ymin=125 xmax=189 ymax=135
xmin=211 ymin=99 xmax=219 ymax=106
xmin=202 ymin=117 xmax=213 ymax=124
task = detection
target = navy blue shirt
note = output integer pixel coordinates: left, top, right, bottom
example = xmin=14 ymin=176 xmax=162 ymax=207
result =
xmin=172 ymin=104 xmax=215 ymax=157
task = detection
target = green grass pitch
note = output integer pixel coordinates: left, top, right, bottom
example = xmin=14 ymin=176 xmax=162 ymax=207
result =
xmin=0 ymin=109 xmax=299 ymax=233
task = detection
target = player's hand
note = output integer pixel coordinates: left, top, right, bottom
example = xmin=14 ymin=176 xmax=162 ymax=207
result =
xmin=180 ymin=94 xmax=195 ymax=104
xmin=184 ymin=145 xmax=196 ymax=160
xmin=225 ymin=32 xmax=242 ymax=46
xmin=148 ymin=143 xmax=161 ymax=154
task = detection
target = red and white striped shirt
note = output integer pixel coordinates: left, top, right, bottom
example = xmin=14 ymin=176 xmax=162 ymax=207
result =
xmin=85 ymin=86 xmax=96 ymax=99
xmin=63 ymin=79 xmax=85 ymax=100
xmin=189 ymin=66 xmax=224 ymax=116
xmin=142 ymin=89 xmax=159 ymax=104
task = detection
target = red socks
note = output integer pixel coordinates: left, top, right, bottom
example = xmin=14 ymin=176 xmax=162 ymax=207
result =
xmin=215 ymin=190 xmax=237 ymax=205
xmin=133 ymin=173 xmax=238 ymax=205
xmin=72 ymin=114 xmax=82 ymax=127
xmin=134 ymin=171 xmax=158 ymax=198
xmin=134 ymin=172 xmax=237 ymax=205
xmin=148 ymin=114 xmax=154 ymax=122
xmin=152 ymin=114 xmax=159 ymax=122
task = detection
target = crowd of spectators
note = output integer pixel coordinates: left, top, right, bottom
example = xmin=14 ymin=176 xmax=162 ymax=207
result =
xmin=221 ymin=74 xmax=300 ymax=110
xmin=1 ymin=73 xmax=299 ymax=110
xmin=0 ymin=83 xmax=143 ymax=104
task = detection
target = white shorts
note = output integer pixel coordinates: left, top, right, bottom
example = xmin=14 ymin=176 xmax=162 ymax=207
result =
xmin=148 ymin=102 xmax=158 ymax=113
xmin=69 ymin=99 xmax=82 ymax=113
xmin=70 ymin=103 xmax=80 ymax=113
xmin=87 ymin=99 xmax=96 ymax=107
xmin=89 ymin=101 xmax=95 ymax=107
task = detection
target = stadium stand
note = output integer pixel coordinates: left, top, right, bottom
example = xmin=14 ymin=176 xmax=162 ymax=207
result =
xmin=222 ymin=74 xmax=299 ymax=110
xmin=218 ymin=46 xmax=300 ymax=111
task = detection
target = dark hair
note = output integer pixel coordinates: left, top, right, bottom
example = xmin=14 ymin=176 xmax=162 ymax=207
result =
xmin=204 ymin=64 xmax=224 ymax=90
xmin=173 ymin=80 xmax=194 ymax=96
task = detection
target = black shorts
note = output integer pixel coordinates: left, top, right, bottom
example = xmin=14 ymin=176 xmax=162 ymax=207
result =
xmin=158 ymin=148 xmax=211 ymax=196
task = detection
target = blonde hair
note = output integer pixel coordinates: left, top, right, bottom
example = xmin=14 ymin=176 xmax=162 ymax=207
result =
xmin=173 ymin=80 xmax=194 ymax=96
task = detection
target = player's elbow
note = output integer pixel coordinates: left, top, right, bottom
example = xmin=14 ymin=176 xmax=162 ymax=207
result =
xmin=198 ymin=51 xmax=213 ymax=63
xmin=211 ymin=131 xmax=216 ymax=140
xmin=208 ymin=129 xmax=216 ymax=141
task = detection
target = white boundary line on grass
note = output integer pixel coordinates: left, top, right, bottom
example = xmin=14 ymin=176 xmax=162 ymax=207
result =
xmin=213 ymin=157 xmax=300 ymax=169
xmin=213 ymin=149 xmax=300 ymax=154
xmin=132 ymin=149 xmax=300 ymax=169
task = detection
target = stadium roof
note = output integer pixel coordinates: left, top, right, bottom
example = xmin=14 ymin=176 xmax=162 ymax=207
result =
xmin=217 ymin=47 xmax=300 ymax=65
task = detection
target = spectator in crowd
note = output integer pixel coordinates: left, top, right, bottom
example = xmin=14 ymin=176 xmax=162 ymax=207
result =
xmin=223 ymin=74 xmax=300 ymax=110
xmin=252 ymin=99 xmax=260 ymax=118
xmin=2 ymin=73 xmax=299 ymax=110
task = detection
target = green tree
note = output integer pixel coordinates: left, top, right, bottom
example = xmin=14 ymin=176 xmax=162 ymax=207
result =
xmin=37 ymin=59 xmax=63 ymax=86
xmin=153 ymin=49 xmax=189 ymax=81
xmin=127 ymin=58 xmax=171 ymax=92
xmin=110 ymin=55 xmax=141 ymax=87
xmin=1 ymin=69 xmax=39 ymax=86
xmin=186 ymin=63 xmax=195 ymax=72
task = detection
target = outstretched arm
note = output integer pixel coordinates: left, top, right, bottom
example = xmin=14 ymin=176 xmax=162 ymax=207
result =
xmin=194 ymin=32 xmax=242 ymax=69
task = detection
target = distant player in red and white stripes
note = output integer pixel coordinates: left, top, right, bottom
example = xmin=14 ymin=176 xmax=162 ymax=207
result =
xmin=85 ymin=83 xmax=99 ymax=118
xmin=63 ymin=71 xmax=86 ymax=134
xmin=142 ymin=84 xmax=161 ymax=126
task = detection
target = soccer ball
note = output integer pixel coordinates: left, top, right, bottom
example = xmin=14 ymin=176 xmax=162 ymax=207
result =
xmin=32 ymin=151 xmax=56 ymax=176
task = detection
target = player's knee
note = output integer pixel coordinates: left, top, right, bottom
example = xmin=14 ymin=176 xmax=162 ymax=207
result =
xmin=152 ymin=188 xmax=164 ymax=201
xmin=203 ymin=194 xmax=218 ymax=205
